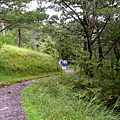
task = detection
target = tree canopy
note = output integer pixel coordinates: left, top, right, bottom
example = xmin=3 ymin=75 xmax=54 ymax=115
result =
xmin=37 ymin=0 xmax=120 ymax=60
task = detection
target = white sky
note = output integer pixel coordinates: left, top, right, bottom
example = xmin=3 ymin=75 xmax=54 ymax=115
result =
xmin=27 ymin=0 xmax=60 ymax=17
xmin=26 ymin=0 xmax=38 ymax=11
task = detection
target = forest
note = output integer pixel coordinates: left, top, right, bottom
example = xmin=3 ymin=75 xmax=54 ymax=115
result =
xmin=0 ymin=0 xmax=120 ymax=119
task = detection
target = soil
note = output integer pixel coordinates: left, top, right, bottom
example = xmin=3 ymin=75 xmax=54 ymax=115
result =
xmin=0 ymin=79 xmax=37 ymax=120
xmin=0 ymin=70 xmax=74 ymax=120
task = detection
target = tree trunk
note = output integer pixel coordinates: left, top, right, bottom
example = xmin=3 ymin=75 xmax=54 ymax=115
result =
xmin=1 ymin=23 xmax=5 ymax=36
xmin=114 ymin=43 xmax=120 ymax=62
xmin=98 ymin=39 xmax=103 ymax=59
xmin=87 ymin=37 xmax=92 ymax=59
xmin=84 ymin=36 xmax=88 ymax=50
xmin=18 ymin=28 xmax=22 ymax=47
xmin=114 ymin=43 xmax=120 ymax=75
xmin=97 ymin=39 xmax=103 ymax=68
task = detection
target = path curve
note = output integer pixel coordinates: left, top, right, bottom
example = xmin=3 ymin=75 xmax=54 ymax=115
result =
xmin=0 ymin=79 xmax=37 ymax=120
xmin=0 ymin=70 xmax=74 ymax=120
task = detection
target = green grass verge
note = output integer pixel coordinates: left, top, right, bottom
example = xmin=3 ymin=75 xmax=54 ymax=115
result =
xmin=21 ymin=75 xmax=119 ymax=120
xmin=0 ymin=45 xmax=60 ymax=86
xmin=0 ymin=72 xmax=60 ymax=87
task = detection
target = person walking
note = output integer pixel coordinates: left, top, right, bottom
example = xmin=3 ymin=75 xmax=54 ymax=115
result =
xmin=59 ymin=59 xmax=68 ymax=70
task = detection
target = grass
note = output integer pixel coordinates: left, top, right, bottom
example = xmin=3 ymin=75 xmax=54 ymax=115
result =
xmin=21 ymin=74 xmax=119 ymax=120
xmin=0 ymin=45 xmax=60 ymax=86
xmin=0 ymin=72 xmax=60 ymax=87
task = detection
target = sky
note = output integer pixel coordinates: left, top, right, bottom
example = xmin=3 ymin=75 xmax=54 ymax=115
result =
xmin=26 ymin=0 xmax=37 ymax=11
xmin=27 ymin=0 xmax=60 ymax=17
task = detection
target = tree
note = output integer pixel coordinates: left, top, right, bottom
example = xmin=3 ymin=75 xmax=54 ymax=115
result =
xmin=37 ymin=0 xmax=120 ymax=59
xmin=40 ymin=23 xmax=82 ymax=61
xmin=0 ymin=0 xmax=48 ymax=48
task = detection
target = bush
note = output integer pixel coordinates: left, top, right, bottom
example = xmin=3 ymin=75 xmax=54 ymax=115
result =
xmin=22 ymin=75 xmax=119 ymax=120
xmin=71 ymin=72 xmax=120 ymax=111
xmin=0 ymin=31 xmax=16 ymax=48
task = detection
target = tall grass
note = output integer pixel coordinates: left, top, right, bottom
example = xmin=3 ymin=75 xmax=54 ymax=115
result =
xmin=21 ymin=75 xmax=119 ymax=120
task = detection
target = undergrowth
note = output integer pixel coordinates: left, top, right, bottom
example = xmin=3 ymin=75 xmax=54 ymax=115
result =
xmin=21 ymin=74 xmax=120 ymax=120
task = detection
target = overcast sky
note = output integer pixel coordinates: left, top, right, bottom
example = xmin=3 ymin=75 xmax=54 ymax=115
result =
xmin=26 ymin=0 xmax=37 ymax=11
xmin=27 ymin=0 xmax=60 ymax=17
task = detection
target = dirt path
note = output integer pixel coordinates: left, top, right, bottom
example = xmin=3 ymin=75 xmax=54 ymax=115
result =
xmin=0 ymin=70 xmax=74 ymax=120
xmin=0 ymin=79 xmax=37 ymax=120
xmin=66 ymin=69 xmax=74 ymax=74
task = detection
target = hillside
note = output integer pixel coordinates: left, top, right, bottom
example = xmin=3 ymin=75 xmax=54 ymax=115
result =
xmin=0 ymin=45 xmax=60 ymax=86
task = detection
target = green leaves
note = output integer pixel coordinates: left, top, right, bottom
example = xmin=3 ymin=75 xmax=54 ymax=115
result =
xmin=0 ymin=31 xmax=16 ymax=48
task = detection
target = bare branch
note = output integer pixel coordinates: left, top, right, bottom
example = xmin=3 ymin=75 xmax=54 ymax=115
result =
xmin=97 ymin=36 xmax=120 ymax=62
xmin=92 ymin=16 xmax=110 ymax=45
xmin=62 ymin=0 xmax=88 ymax=36
xmin=0 ymin=22 xmax=17 ymax=33
xmin=49 ymin=20 xmax=85 ymax=37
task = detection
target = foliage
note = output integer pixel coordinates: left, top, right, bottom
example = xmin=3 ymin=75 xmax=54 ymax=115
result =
xmin=0 ymin=31 xmax=16 ymax=48
xmin=38 ymin=0 xmax=120 ymax=59
xmin=41 ymin=24 xmax=83 ymax=61
xmin=0 ymin=0 xmax=120 ymax=117
xmin=37 ymin=35 xmax=58 ymax=57
xmin=72 ymin=49 xmax=120 ymax=108
xmin=0 ymin=0 xmax=48 ymax=48
xmin=0 ymin=0 xmax=33 ymax=25
xmin=21 ymin=75 xmax=119 ymax=120
xmin=93 ymin=61 xmax=120 ymax=107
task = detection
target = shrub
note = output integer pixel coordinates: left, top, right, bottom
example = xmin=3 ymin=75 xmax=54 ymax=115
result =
xmin=22 ymin=75 xmax=119 ymax=120
xmin=0 ymin=31 xmax=16 ymax=48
